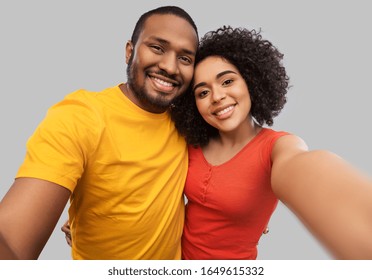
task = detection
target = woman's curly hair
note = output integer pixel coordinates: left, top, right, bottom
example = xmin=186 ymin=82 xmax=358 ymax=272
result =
xmin=170 ymin=26 xmax=289 ymax=146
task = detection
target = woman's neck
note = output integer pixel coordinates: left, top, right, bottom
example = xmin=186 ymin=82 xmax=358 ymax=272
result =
xmin=217 ymin=118 xmax=260 ymax=148
xmin=202 ymin=119 xmax=261 ymax=166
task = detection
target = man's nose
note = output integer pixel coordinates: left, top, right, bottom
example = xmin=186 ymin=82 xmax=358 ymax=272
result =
xmin=158 ymin=53 xmax=179 ymax=75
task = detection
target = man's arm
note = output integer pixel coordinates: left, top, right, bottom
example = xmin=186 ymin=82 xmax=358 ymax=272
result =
xmin=0 ymin=177 xmax=70 ymax=259
xmin=271 ymin=135 xmax=372 ymax=259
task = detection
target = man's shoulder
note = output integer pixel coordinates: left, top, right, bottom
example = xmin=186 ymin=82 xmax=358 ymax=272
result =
xmin=64 ymin=85 xmax=119 ymax=102
xmin=45 ymin=86 xmax=118 ymax=125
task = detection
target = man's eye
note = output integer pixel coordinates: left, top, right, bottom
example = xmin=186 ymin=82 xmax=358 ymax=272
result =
xmin=179 ymin=56 xmax=192 ymax=65
xmin=150 ymin=45 xmax=163 ymax=53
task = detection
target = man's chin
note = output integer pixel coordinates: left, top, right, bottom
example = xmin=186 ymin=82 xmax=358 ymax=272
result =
xmin=142 ymin=98 xmax=172 ymax=113
xmin=149 ymin=94 xmax=176 ymax=108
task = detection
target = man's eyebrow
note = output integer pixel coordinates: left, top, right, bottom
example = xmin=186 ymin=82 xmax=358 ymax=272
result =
xmin=193 ymin=70 xmax=238 ymax=92
xmin=148 ymin=36 xmax=196 ymax=56
xmin=149 ymin=36 xmax=169 ymax=45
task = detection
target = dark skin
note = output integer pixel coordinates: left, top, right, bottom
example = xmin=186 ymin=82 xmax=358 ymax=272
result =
xmin=0 ymin=12 xmax=198 ymax=260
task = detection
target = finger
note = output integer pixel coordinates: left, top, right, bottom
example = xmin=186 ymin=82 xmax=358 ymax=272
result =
xmin=65 ymin=236 xmax=72 ymax=247
xmin=61 ymin=224 xmax=69 ymax=233
xmin=62 ymin=220 xmax=69 ymax=228
xmin=61 ymin=222 xmax=71 ymax=233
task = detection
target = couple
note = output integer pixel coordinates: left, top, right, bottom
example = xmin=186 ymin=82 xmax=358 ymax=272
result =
xmin=1 ymin=6 xmax=372 ymax=260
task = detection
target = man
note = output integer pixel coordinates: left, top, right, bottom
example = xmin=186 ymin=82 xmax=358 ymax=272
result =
xmin=0 ymin=6 xmax=198 ymax=260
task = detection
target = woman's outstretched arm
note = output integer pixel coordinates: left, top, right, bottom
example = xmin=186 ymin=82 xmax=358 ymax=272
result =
xmin=271 ymin=135 xmax=372 ymax=259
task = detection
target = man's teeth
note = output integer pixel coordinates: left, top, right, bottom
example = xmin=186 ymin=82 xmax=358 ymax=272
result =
xmin=153 ymin=77 xmax=173 ymax=87
xmin=216 ymin=105 xmax=234 ymax=116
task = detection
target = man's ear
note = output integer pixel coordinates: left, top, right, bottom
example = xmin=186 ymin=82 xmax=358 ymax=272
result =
xmin=125 ymin=41 xmax=134 ymax=64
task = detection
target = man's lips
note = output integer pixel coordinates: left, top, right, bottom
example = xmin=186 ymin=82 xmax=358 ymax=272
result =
xmin=152 ymin=76 xmax=174 ymax=87
xmin=148 ymin=74 xmax=180 ymax=93
xmin=149 ymin=72 xmax=180 ymax=86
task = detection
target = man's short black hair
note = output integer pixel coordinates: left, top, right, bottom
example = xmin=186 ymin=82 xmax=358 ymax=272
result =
xmin=131 ymin=6 xmax=198 ymax=46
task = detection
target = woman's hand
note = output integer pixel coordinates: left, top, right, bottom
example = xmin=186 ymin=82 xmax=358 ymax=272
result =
xmin=61 ymin=220 xmax=72 ymax=247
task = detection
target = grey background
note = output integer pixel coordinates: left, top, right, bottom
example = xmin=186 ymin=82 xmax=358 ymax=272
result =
xmin=1 ymin=0 xmax=371 ymax=260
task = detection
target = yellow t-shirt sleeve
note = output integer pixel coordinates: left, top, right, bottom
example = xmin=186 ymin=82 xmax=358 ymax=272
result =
xmin=16 ymin=94 xmax=101 ymax=192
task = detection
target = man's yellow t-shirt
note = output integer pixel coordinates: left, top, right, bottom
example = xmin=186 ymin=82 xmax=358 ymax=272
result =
xmin=16 ymin=85 xmax=188 ymax=259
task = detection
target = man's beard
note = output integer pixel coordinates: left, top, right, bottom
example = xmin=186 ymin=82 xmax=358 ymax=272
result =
xmin=126 ymin=57 xmax=173 ymax=111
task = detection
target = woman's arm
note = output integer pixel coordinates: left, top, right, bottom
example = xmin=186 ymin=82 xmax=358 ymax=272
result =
xmin=271 ymin=135 xmax=372 ymax=259
xmin=61 ymin=220 xmax=72 ymax=247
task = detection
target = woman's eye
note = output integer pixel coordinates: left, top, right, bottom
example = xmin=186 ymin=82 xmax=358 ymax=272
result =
xmin=222 ymin=79 xmax=233 ymax=86
xmin=195 ymin=90 xmax=208 ymax=99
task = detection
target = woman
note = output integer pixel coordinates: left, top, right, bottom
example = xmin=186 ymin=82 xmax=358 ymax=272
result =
xmin=171 ymin=26 xmax=372 ymax=260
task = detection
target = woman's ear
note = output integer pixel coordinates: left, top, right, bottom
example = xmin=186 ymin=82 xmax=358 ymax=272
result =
xmin=125 ymin=41 xmax=134 ymax=64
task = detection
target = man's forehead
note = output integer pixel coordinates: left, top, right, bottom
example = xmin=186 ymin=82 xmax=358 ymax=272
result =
xmin=140 ymin=14 xmax=198 ymax=47
xmin=143 ymin=13 xmax=191 ymax=28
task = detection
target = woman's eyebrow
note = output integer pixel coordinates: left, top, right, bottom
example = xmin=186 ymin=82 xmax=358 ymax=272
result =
xmin=193 ymin=70 xmax=237 ymax=92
